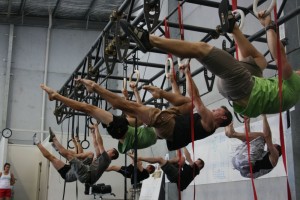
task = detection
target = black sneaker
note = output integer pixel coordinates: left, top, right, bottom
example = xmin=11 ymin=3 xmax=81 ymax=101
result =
xmin=218 ymin=0 xmax=235 ymax=33
xmin=119 ymin=20 xmax=152 ymax=53
xmin=49 ymin=127 xmax=56 ymax=142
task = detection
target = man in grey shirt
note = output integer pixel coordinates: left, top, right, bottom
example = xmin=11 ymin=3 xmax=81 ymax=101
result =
xmin=48 ymin=123 xmax=119 ymax=185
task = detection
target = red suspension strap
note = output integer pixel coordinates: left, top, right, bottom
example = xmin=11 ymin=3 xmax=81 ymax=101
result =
xmin=273 ymin=6 xmax=292 ymax=200
xmin=231 ymin=0 xmax=239 ymax=59
xmin=244 ymin=117 xmax=258 ymax=200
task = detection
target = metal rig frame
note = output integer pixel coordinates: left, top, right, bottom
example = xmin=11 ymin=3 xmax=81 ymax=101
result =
xmin=54 ymin=0 xmax=299 ymax=124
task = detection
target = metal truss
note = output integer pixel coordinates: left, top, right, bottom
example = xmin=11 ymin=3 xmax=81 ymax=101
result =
xmin=54 ymin=0 xmax=299 ymax=124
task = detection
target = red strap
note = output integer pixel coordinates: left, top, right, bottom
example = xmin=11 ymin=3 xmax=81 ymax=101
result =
xmin=187 ymin=64 xmax=196 ymax=199
xmin=244 ymin=117 xmax=258 ymax=200
xmin=231 ymin=0 xmax=239 ymax=59
xmin=164 ymin=18 xmax=172 ymax=59
xmin=178 ymin=4 xmax=184 ymax=41
xmin=273 ymin=7 xmax=292 ymax=200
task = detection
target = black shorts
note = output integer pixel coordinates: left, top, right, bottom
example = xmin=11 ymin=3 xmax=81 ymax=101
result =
xmin=161 ymin=162 xmax=179 ymax=183
xmin=102 ymin=115 xmax=129 ymax=139
xmin=58 ymin=164 xmax=71 ymax=180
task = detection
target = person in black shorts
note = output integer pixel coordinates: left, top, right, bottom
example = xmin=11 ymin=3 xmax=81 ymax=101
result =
xmin=138 ymin=147 xmax=204 ymax=191
xmin=72 ymin=65 xmax=232 ymax=151
xmin=33 ymin=133 xmax=94 ymax=182
xmin=106 ymin=152 xmax=155 ymax=185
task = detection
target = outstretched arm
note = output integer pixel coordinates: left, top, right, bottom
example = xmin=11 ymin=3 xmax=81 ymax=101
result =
xmin=258 ymin=11 xmax=293 ymax=79
xmin=183 ymin=64 xmax=215 ymax=132
xmin=106 ymin=165 xmax=122 ymax=172
xmin=225 ymin=122 xmax=264 ymax=142
xmin=183 ymin=147 xmax=193 ymax=166
xmin=262 ymin=115 xmax=279 ymax=166
xmin=127 ymin=152 xmax=144 ymax=172
xmin=90 ymin=125 xmax=101 ymax=157
xmin=130 ymin=82 xmax=142 ymax=105
xmin=138 ymin=156 xmax=166 ymax=166
xmin=91 ymin=123 xmax=105 ymax=156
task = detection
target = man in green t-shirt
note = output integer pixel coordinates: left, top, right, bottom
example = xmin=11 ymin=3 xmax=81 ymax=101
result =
xmin=118 ymin=0 xmax=300 ymax=118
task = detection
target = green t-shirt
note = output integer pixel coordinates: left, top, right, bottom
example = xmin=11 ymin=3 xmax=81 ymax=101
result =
xmin=118 ymin=126 xmax=157 ymax=153
xmin=234 ymin=72 xmax=300 ymax=117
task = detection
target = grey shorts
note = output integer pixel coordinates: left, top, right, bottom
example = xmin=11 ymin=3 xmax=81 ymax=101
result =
xmin=69 ymin=158 xmax=90 ymax=183
xmin=232 ymin=136 xmax=265 ymax=174
xmin=200 ymin=47 xmax=254 ymax=101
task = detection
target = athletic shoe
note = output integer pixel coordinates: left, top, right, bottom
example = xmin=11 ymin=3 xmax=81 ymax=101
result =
xmin=218 ymin=0 xmax=235 ymax=33
xmin=119 ymin=19 xmax=153 ymax=53
xmin=48 ymin=127 xmax=56 ymax=142
xmin=33 ymin=133 xmax=40 ymax=145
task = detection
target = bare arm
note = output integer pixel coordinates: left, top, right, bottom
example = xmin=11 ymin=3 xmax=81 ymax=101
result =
xmin=106 ymin=165 xmax=122 ymax=172
xmin=138 ymin=156 xmax=166 ymax=166
xmin=167 ymin=72 xmax=181 ymax=95
xmin=258 ymin=11 xmax=293 ymax=79
xmin=75 ymin=136 xmax=83 ymax=154
xmin=130 ymin=82 xmax=142 ymax=105
xmin=183 ymin=65 xmax=215 ymax=132
xmin=90 ymin=125 xmax=101 ymax=156
xmin=225 ymin=122 xmax=264 ymax=142
xmin=72 ymin=138 xmax=79 ymax=153
xmin=10 ymin=173 xmax=15 ymax=185
xmin=262 ymin=115 xmax=279 ymax=166
xmin=183 ymin=147 xmax=193 ymax=166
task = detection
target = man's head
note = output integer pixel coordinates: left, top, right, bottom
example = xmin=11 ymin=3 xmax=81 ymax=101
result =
xmin=212 ymin=106 xmax=233 ymax=127
xmin=194 ymin=158 xmax=205 ymax=171
xmin=145 ymin=165 xmax=155 ymax=174
xmin=107 ymin=148 xmax=119 ymax=160
xmin=3 ymin=163 xmax=10 ymax=172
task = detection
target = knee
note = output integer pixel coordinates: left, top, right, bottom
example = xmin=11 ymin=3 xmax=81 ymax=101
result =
xmin=192 ymin=42 xmax=213 ymax=58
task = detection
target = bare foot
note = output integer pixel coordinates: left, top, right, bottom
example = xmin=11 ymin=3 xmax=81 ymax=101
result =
xmin=224 ymin=123 xmax=235 ymax=138
xmin=143 ymin=85 xmax=161 ymax=99
xmin=40 ymin=84 xmax=57 ymax=101
xmin=75 ymin=78 xmax=95 ymax=93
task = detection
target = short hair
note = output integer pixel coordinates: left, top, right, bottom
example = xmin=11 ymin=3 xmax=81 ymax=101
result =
xmin=274 ymin=144 xmax=282 ymax=157
xmin=220 ymin=106 xmax=233 ymax=127
xmin=197 ymin=158 xmax=205 ymax=170
xmin=111 ymin=148 xmax=119 ymax=160
xmin=147 ymin=165 xmax=155 ymax=174
xmin=3 ymin=163 xmax=10 ymax=170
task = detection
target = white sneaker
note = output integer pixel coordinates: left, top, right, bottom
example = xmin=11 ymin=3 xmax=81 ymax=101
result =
xmin=33 ymin=133 xmax=40 ymax=145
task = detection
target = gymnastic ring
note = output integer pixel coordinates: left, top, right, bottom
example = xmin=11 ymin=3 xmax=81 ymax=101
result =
xmin=228 ymin=9 xmax=245 ymax=37
xmin=67 ymin=139 xmax=75 ymax=149
xmin=129 ymin=70 xmax=140 ymax=87
xmin=165 ymin=58 xmax=174 ymax=78
xmin=253 ymin=0 xmax=276 ymax=18
xmin=81 ymin=140 xmax=90 ymax=149
xmin=89 ymin=117 xmax=98 ymax=125
xmin=123 ymin=77 xmax=127 ymax=90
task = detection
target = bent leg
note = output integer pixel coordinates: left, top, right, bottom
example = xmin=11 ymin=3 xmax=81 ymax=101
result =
xmin=36 ymin=143 xmax=65 ymax=170
xmin=232 ymin=25 xmax=267 ymax=71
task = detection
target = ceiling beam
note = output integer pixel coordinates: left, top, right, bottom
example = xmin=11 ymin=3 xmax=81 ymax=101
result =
xmin=18 ymin=0 xmax=27 ymax=15
xmin=0 ymin=15 xmax=108 ymax=30
xmin=52 ymin=0 xmax=62 ymax=17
